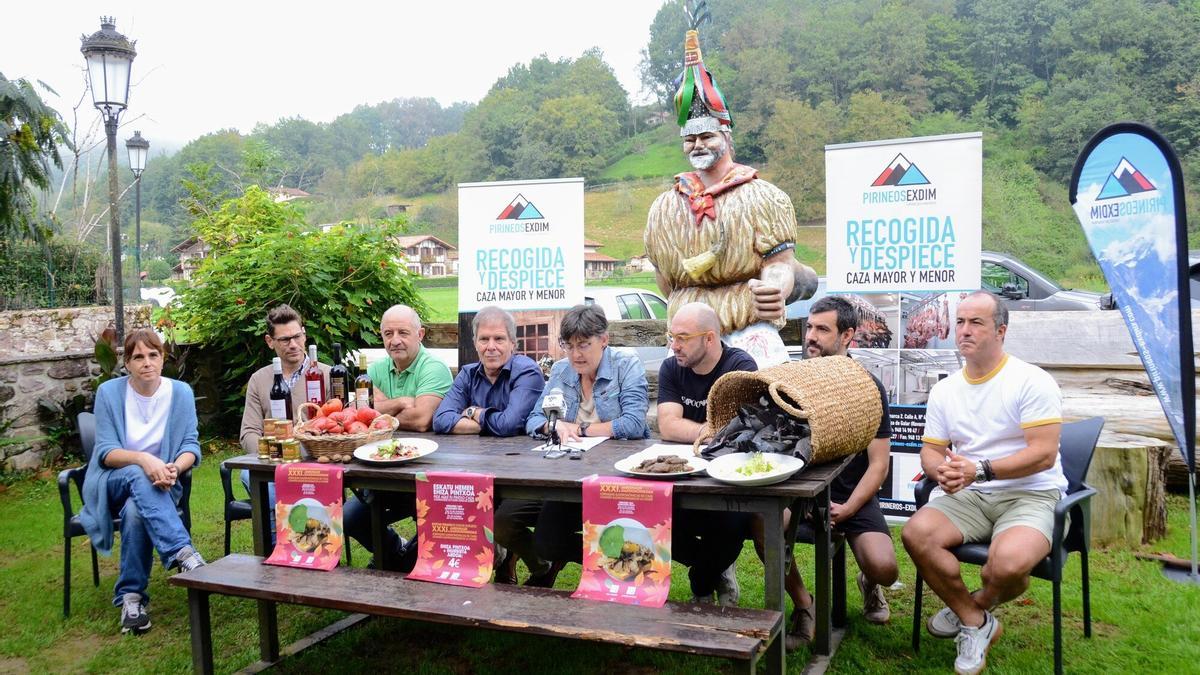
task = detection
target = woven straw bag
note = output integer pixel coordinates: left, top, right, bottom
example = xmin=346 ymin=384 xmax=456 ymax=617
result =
xmin=697 ymin=357 xmax=882 ymax=464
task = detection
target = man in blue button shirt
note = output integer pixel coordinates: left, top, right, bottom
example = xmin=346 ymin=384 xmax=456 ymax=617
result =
xmin=433 ymin=306 xmax=545 ymax=435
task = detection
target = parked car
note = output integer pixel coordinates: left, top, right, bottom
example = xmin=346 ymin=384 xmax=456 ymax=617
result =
xmin=787 ymin=251 xmax=1114 ymax=319
xmin=584 ymin=287 xmax=669 ymax=321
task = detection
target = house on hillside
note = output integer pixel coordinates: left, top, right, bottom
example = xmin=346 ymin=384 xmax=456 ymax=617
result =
xmin=171 ymin=237 xmax=211 ymax=281
xmin=584 ymin=239 xmax=619 ymax=279
xmin=626 ymin=254 xmax=656 ymax=273
xmin=396 ymin=235 xmax=457 ymax=277
xmin=268 ymin=187 xmax=311 ymax=203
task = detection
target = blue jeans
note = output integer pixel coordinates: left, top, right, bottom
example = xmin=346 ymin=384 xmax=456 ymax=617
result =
xmin=240 ymin=471 xmax=277 ymax=545
xmin=105 ymin=465 xmax=192 ymax=605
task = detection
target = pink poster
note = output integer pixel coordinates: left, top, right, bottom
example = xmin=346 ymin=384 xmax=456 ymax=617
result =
xmin=265 ymin=463 xmax=345 ymax=571
xmin=572 ymin=475 xmax=673 ymax=607
xmin=408 ymin=471 xmax=495 ymax=588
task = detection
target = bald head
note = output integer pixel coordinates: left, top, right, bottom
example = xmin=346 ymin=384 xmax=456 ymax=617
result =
xmin=672 ymin=302 xmax=721 ymax=334
xmin=381 ymin=304 xmax=422 ymax=331
xmin=669 ymin=302 xmax=723 ymax=372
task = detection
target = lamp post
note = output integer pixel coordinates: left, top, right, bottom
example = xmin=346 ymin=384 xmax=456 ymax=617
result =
xmin=81 ymin=16 xmax=136 ymax=343
xmin=125 ymin=131 xmax=149 ymax=300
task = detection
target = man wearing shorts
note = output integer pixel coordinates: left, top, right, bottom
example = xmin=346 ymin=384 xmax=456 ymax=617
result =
xmin=902 ymin=291 xmax=1065 ymax=675
xmin=785 ymin=296 xmax=897 ymax=648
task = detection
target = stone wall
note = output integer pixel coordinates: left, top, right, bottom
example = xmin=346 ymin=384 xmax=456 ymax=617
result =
xmin=0 ymin=351 xmax=98 ymax=471
xmin=0 ymin=305 xmax=152 ymax=358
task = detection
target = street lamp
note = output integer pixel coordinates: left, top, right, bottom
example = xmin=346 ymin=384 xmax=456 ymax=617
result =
xmin=81 ymin=16 xmax=136 ymax=343
xmin=126 ymin=131 xmax=149 ymax=299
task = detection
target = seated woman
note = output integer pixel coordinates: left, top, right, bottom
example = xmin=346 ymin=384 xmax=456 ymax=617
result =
xmin=81 ymin=329 xmax=206 ymax=635
xmin=493 ymin=304 xmax=649 ymax=586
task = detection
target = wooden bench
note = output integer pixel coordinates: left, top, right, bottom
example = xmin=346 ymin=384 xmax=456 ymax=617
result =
xmin=171 ymin=554 xmax=784 ymax=674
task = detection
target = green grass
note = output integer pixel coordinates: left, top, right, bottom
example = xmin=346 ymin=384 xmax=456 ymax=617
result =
xmin=2 ymin=444 xmax=1198 ymax=673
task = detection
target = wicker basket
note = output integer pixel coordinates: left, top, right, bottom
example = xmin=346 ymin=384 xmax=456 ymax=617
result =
xmin=697 ymin=357 xmax=882 ymax=464
xmin=293 ymin=404 xmax=398 ymax=461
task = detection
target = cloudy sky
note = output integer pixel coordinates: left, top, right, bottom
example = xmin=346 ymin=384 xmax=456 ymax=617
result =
xmin=3 ymin=1 xmax=664 ymax=152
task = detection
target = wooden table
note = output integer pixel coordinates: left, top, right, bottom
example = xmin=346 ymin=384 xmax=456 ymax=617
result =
xmin=227 ymin=435 xmax=851 ymax=673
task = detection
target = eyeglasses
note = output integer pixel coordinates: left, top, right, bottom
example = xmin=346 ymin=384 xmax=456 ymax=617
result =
xmin=270 ymin=331 xmax=306 ymax=345
xmin=665 ymin=331 xmax=710 ymax=344
xmin=558 ymin=339 xmax=596 ymax=354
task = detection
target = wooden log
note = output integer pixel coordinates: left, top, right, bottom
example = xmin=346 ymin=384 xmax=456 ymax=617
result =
xmin=1089 ymin=431 xmax=1170 ymax=547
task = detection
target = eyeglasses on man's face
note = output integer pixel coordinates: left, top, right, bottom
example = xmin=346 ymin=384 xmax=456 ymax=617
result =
xmin=665 ymin=331 xmax=709 ymax=344
xmin=270 ymin=331 xmax=306 ymax=345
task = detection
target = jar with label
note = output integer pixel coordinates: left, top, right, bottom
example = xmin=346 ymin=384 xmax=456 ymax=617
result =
xmin=276 ymin=419 xmax=294 ymax=440
xmin=268 ymin=437 xmax=283 ymax=463
xmin=257 ymin=436 xmax=271 ymax=461
xmin=281 ymin=439 xmax=302 ymax=463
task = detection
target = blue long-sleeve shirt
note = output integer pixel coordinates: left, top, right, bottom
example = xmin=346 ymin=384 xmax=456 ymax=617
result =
xmin=432 ymin=354 xmax=545 ymax=436
xmin=525 ymin=347 xmax=649 ymax=439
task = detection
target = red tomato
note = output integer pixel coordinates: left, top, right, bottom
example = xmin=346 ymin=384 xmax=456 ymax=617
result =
xmin=356 ymin=407 xmax=380 ymax=424
xmin=346 ymin=421 xmax=369 ymax=434
xmin=321 ymin=398 xmax=344 ymax=416
xmin=370 ymin=416 xmax=392 ymax=430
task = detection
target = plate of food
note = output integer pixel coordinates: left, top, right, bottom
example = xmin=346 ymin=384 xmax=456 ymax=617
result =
xmin=613 ymin=446 xmax=708 ymax=479
xmin=705 ymin=452 xmax=806 ymax=486
xmin=353 ymin=437 xmax=438 ymax=465
xmin=286 ymin=498 xmax=333 ymax=553
xmin=597 ymin=518 xmax=658 ymax=582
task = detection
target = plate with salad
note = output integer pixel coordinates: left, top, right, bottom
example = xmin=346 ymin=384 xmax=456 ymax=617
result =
xmin=353 ymin=437 xmax=438 ymax=465
xmin=704 ymin=452 xmax=806 ymax=486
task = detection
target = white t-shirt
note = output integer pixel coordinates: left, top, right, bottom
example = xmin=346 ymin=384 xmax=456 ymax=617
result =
xmin=124 ymin=379 xmax=173 ymax=457
xmin=921 ymin=354 xmax=1066 ymax=494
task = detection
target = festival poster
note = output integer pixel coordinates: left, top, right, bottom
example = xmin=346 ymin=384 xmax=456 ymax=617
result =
xmin=825 ymin=132 xmax=982 ymax=293
xmin=572 ymin=475 xmax=673 ymax=607
xmin=265 ymin=463 xmax=345 ymax=571
xmin=407 ymin=471 xmax=495 ymax=588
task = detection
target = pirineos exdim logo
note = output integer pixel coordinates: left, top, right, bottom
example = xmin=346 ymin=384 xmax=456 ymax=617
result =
xmin=1097 ymin=157 xmax=1155 ymax=200
xmin=496 ymin=194 xmax=544 ymax=220
xmin=863 ymin=153 xmax=936 ymax=204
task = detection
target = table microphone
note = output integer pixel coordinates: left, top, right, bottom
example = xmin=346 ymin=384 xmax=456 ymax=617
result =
xmin=543 ymin=387 xmax=565 ymax=444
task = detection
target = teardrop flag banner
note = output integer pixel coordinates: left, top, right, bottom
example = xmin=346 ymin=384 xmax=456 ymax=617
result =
xmin=1069 ymin=122 xmax=1195 ymax=473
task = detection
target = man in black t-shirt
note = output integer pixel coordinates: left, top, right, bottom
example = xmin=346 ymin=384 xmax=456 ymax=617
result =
xmin=657 ymin=303 xmax=758 ymax=605
xmin=785 ymin=295 xmax=898 ymax=649
xmin=658 ymin=303 xmax=758 ymax=441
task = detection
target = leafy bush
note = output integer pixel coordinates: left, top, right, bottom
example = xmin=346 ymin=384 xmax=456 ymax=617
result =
xmin=0 ymin=236 xmax=102 ymax=310
xmin=159 ymin=188 xmax=428 ymax=433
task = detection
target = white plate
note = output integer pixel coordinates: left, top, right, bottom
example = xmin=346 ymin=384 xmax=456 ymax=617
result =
xmin=353 ymin=438 xmax=438 ymax=465
xmin=614 ymin=446 xmax=708 ymax=479
xmin=705 ymin=452 xmax=806 ymax=486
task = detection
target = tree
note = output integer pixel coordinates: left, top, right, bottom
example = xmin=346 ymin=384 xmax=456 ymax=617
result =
xmin=0 ymin=73 xmax=71 ymax=240
xmin=764 ymin=99 xmax=840 ymax=222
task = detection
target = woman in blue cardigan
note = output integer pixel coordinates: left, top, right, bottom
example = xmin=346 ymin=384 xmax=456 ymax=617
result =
xmin=81 ymin=328 xmax=206 ymax=634
xmin=492 ymin=304 xmax=649 ymax=586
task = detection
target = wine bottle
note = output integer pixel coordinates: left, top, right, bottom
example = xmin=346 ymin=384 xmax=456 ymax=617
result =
xmin=355 ymin=353 xmax=373 ymax=410
xmin=269 ymin=357 xmax=292 ymax=420
xmin=305 ymin=345 xmax=325 ymax=404
xmin=329 ymin=342 xmax=349 ymax=404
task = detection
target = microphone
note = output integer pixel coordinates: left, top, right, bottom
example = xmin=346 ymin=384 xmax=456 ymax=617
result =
xmin=542 ymin=387 xmax=565 ymax=443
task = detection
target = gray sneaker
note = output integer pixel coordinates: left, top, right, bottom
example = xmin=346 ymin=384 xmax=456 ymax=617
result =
xmin=171 ymin=545 xmax=207 ymax=573
xmin=857 ymin=572 xmax=890 ymax=624
xmin=954 ymin=611 xmax=1002 ymax=675
xmin=928 ymin=606 xmax=962 ymax=638
xmin=716 ymin=565 xmax=740 ymax=606
xmin=120 ymin=593 xmax=151 ymax=634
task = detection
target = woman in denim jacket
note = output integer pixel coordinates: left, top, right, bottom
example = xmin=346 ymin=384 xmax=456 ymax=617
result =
xmin=493 ymin=304 xmax=649 ymax=587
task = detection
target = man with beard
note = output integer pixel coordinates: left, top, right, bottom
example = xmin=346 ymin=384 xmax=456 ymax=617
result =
xmin=644 ymin=25 xmax=815 ymax=367
xmin=782 ymin=295 xmax=897 ymax=648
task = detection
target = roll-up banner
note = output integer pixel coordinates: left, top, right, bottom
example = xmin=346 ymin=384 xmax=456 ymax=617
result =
xmin=1069 ymin=123 xmax=1195 ymax=474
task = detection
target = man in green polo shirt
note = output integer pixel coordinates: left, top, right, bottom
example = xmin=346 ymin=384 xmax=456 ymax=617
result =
xmin=344 ymin=304 xmax=452 ymax=570
xmin=369 ymin=304 xmax=453 ymax=431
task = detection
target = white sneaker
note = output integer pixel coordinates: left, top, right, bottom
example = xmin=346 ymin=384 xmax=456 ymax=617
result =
xmin=857 ymin=571 xmax=890 ymax=623
xmin=119 ymin=593 xmax=151 ymax=634
xmin=171 ymin=545 xmax=207 ymax=573
xmin=928 ymin=606 xmax=962 ymax=638
xmin=716 ymin=565 xmax=740 ymax=606
xmin=954 ymin=611 xmax=1002 ymax=675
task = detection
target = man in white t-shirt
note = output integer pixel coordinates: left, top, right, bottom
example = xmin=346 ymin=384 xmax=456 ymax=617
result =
xmin=901 ymin=291 xmax=1065 ymax=675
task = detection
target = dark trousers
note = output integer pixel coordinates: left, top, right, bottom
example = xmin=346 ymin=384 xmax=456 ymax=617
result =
xmin=534 ymin=501 xmax=750 ymax=596
xmin=343 ymin=490 xmax=417 ymax=571
xmin=493 ymin=498 xmax=546 ymax=572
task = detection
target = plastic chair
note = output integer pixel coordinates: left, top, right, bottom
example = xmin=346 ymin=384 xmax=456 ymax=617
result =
xmin=60 ymin=411 xmax=193 ymax=617
xmin=910 ymin=416 xmax=1104 ymax=675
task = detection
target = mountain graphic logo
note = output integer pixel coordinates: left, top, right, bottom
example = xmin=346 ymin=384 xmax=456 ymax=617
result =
xmin=496 ymin=194 xmax=545 ymax=220
xmin=1096 ymin=158 xmax=1156 ymax=200
xmin=870 ymin=153 xmax=931 ymax=187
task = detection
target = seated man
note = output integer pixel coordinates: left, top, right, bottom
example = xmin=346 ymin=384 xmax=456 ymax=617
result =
xmin=785 ymin=296 xmax=898 ymax=648
xmin=343 ymin=305 xmax=452 ymax=570
xmin=432 ymin=305 xmax=544 ymax=436
xmin=902 ymin=291 xmax=1065 ymax=675
xmin=239 ymin=304 xmax=330 ymax=537
xmin=657 ymin=302 xmax=756 ymax=605
xmin=433 ymin=306 xmax=545 ymax=581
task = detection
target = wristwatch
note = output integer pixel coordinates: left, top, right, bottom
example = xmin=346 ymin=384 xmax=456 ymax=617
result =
xmin=579 ymin=422 xmax=590 ymax=437
xmin=974 ymin=462 xmax=988 ymax=483
xmin=462 ymin=406 xmax=478 ymax=422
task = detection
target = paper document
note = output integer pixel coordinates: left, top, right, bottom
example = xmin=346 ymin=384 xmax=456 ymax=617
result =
xmin=532 ymin=435 xmax=608 ymax=452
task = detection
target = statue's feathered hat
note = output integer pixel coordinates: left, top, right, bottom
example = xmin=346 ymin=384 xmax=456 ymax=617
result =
xmin=673 ymin=1 xmax=732 ymax=136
